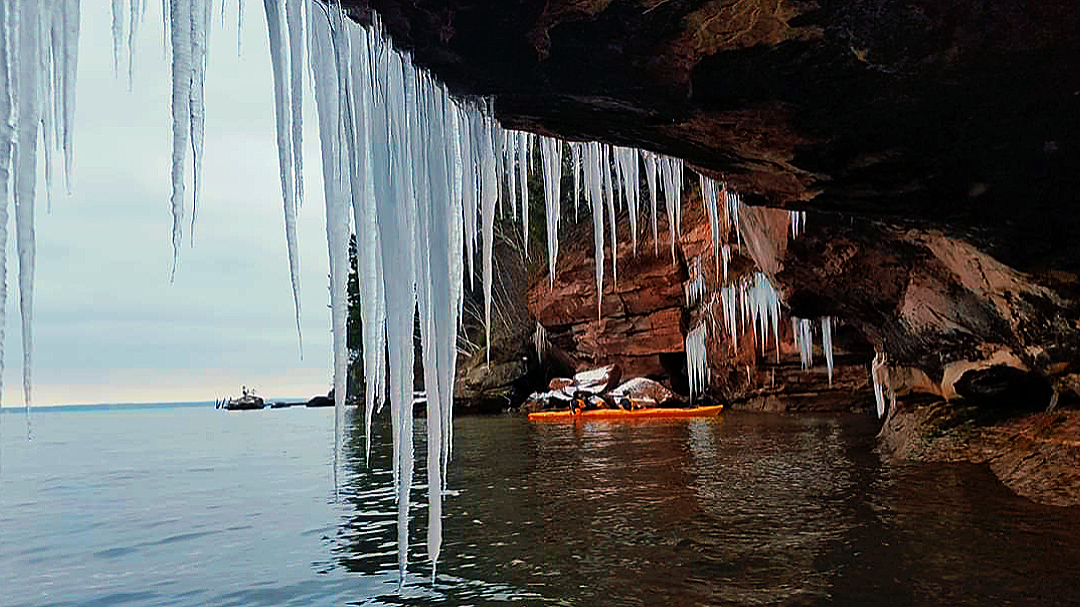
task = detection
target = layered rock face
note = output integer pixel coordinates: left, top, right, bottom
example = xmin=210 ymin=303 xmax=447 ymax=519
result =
xmin=527 ymin=191 xmax=875 ymax=411
xmin=342 ymin=0 xmax=1080 ymax=503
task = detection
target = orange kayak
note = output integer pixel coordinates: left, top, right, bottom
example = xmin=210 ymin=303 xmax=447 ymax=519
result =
xmin=528 ymin=404 xmax=722 ymax=421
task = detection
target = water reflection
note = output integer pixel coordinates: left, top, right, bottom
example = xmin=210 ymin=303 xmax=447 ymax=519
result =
xmin=333 ymin=411 xmax=1080 ymax=606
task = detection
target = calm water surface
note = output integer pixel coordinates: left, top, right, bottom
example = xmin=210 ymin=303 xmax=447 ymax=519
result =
xmin=1 ymin=405 xmax=1077 ymax=606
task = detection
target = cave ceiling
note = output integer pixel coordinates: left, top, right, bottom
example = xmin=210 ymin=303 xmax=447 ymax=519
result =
xmin=341 ymin=0 xmax=1078 ymax=275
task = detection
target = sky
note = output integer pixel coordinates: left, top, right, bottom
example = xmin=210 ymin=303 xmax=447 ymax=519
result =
xmin=1 ymin=1 xmax=335 ymax=405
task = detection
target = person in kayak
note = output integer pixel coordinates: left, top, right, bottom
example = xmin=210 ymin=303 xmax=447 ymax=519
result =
xmin=569 ymin=391 xmax=619 ymax=413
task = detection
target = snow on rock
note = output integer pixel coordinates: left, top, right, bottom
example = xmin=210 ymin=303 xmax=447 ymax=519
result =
xmin=608 ymin=377 xmax=675 ymax=406
xmin=572 ymin=364 xmax=622 ymax=394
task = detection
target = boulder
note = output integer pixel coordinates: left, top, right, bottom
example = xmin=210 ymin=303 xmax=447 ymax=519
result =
xmin=572 ymin=364 xmax=621 ymax=394
xmin=608 ymin=378 xmax=676 ymax=408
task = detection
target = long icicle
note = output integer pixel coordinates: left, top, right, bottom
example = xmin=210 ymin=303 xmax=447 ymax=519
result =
xmin=13 ymin=0 xmax=45 ymax=431
xmin=167 ymin=0 xmax=191 ymax=278
xmin=0 ymin=0 xmax=14 ymax=428
xmin=187 ymin=0 xmax=208 ymax=244
xmin=262 ymin=0 xmax=303 ymax=351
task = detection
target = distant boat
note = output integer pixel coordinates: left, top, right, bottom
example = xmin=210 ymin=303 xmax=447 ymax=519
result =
xmin=219 ymin=387 xmax=265 ymax=411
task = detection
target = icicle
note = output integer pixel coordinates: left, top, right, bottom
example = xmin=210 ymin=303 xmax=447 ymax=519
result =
xmin=41 ymin=18 xmax=54 ymax=214
xmin=111 ymin=0 xmax=123 ymax=76
xmin=480 ymin=115 xmax=497 ymax=363
xmin=61 ymin=0 xmax=80 ymax=195
xmin=871 ymin=351 xmax=887 ymax=418
xmin=187 ymin=0 xmax=208 ymax=243
xmin=461 ymin=108 xmax=477 ymax=287
xmin=685 ymin=256 xmax=703 ymax=308
xmin=699 ymin=174 xmax=721 ymax=275
xmin=722 ymin=185 xmax=741 ymax=247
xmin=237 ymin=0 xmax=244 ymax=55
xmin=167 ymin=0 xmax=191 ymax=277
xmin=720 ymin=285 xmax=737 ymax=351
xmin=517 ymin=131 xmax=529 ymax=256
xmin=285 ymin=0 xmax=304 ymax=207
xmin=583 ymin=141 xmax=605 ymax=317
xmin=0 ymin=0 xmax=14 ymax=418
xmin=614 ymin=146 xmax=639 ymax=254
xmin=822 ymin=317 xmax=833 ymax=386
xmin=128 ymin=0 xmax=140 ymax=88
xmin=643 ymin=151 xmax=658 ymax=255
xmin=540 ymin=136 xmax=561 ymax=286
xmin=660 ymin=155 xmax=682 ymax=261
xmin=262 ymin=0 xmax=303 ymax=350
xmin=570 ymin=141 xmax=580 ymax=222
xmin=792 ymin=317 xmax=813 ymax=370
xmin=685 ymin=322 xmax=708 ymax=402
xmin=721 ymin=244 xmax=730 ymax=283
xmin=790 ymin=209 xmax=806 ymax=238
xmin=350 ymin=23 xmax=383 ymax=464
xmin=13 ymin=0 xmax=47 ymax=425
xmin=309 ymin=4 xmax=350 ymax=485
xmin=534 ymin=322 xmax=548 ymax=361
xmin=602 ymin=144 xmax=617 ymax=285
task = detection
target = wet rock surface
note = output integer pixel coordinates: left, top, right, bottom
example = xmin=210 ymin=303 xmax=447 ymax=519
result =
xmin=880 ymin=398 xmax=1080 ymax=507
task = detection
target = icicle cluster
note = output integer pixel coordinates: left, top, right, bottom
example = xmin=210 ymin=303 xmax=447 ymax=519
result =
xmin=111 ymin=0 xmax=149 ymax=88
xmin=685 ymin=322 xmax=709 ymax=401
xmin=299 ymin=6 xmax=710 ymax=583
xmin=539 ymin=136 xmax=561 ymax=287
xmin=260 ymin=0 xmax=306 ymax=350
xmin=742 ymin=272 xmax=782 ymax=359
xmin=790 ymin=209 xmax=806 ymax=238
xmin=166 ymin=0 xmax=214 ymax=275
xmin=0 ymin=0 xmax=83 ymax=420
xmin=559 ymin=142 xmax=684 ymax=315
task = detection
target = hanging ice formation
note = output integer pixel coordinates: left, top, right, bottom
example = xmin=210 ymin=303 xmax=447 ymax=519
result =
xmin=744 ymin=272 xmax=782 ymax=360
xmin=533 ymin=322 xmax=548 ymax=361
xmin=685 ymin=322 xmax=708 ymax=402
xmin=614 ymin=146 xmax=639 ymax=253
xmin=110 ymin=0 xmax=146 ymax=88
xmin=539 ymin=136 xmax=561 ymax=286
xmin=793 ymin=317 xmax=813 ymax=369
xmin=685 ymin=256 xmax=704 ymax=308
xmin=871 ymin=350 xmax=889 ymax=418
xmin=699 ymin=174 xmax=721 ymax=274
xmin=822 ymin=317 xmax=833 ymax=386
xmin=0 ymin=0 xmax=83 ymax=424
xmin=660 ymin=155 xmax=683 ymax=261
xmin=298 ymin=7 xmax=769 ymax=580
xmin=642 ymin=151 xmax=659 ymax=255
xmin=260 ymin=0 xmax=304 ymax=349
xmin=790 ymin=209 xmax=806 ymax=238
xmin=721 ymin=244 xmax=730 ymax=283
xmin=166 ymin=0 xmax=213 ymax=276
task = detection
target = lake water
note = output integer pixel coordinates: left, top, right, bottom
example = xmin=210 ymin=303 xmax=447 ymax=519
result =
xmin=1 ymin=404 xmax=1078 ymax=606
